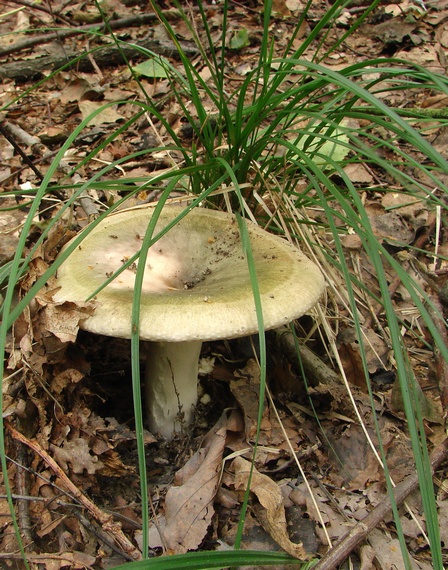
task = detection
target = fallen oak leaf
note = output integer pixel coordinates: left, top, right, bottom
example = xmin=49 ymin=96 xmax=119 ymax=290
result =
xmin=232 ymin=456 xmax=310 ymax=560
xmin=149 ymin=412 xmax=229 ymax=553
xmin=51 ymin=437 xmax=104 ymax=475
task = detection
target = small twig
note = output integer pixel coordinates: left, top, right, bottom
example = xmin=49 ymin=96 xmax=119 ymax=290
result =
xmin=6 ymin=0 xmax=77 ymax=26
xmin=0 ymin=552 xmax=88 ymax=562
xmin=79 ymin=190 xmax=100 ymax=221
xmin=72 ymin=509 xmax=135 ymax=562
xmin=352 ymin=106 xmax=448 ymax=120
xmin=0 ymin=35 xmax=197 ymax=81
xmin=5 ymin=420 xmax=142 ymax=561
xmin=311 ymin=475 xmax=351 ymax=523
xmin=0 ymin=122 xmax=46 ymax=181
xmin=0 ymin=10 xmax=181 ymax=58
xmin=275 ymin=327 xmax=340 ymax=387
xmin=5 ymin=454 xmax=80 ymax=505
xmin=14 ymin=438 xmax=33 ymax=552
xmin=313 ymin=438 xmax=448 ymax=570
xmin=0 ymin=121 xmax=48 ymax=155
xmin=364 ymin=214 xmax=437 ymax=329
xmin=85 ymin=38 xmax=104 ymax=81
xmin=427 ymin=295 xmax=448 ymax=423
xmin=0 ymin=150 xmax=59 ymax=187
xmin=9 ymin=0 xmax=74 ymax=26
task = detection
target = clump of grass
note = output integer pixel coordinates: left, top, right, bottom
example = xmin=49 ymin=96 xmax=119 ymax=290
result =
xmin=1 ymin=0 xmax=448 ymax=567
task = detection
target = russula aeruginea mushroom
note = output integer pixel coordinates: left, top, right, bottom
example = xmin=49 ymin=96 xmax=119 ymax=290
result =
xmin=53 ymin=206 xmax=325 ymax=438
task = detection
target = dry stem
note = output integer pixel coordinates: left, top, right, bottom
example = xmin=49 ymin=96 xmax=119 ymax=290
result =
xmin=313 ymin=438 xmax=448 ymax=570
xmin=5 ymin=420 xmax=142 ymax=561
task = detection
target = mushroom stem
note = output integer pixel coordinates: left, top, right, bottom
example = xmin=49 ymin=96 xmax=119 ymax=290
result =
xmin=145 ymin=340 xmax=202 ymax=438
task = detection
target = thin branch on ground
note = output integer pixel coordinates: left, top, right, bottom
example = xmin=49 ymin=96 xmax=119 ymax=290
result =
xmin=5 ymin=0 xmax=78 ymax=26
xmin=0 ymin=35 xmax=198 ymax=81
xmin=4 ymin=420 xmax=142 ymax=561
xmin=0 ymin=123 xmax=47 ymax=182
xmin=14 ymin=437 xmax=33 ymax=552
xmin=313 ymin=438 xmax=448 ymax=570
xmin=427 ymin=295 xmax=448 ymax=423
xmin=0 ymin=10 xmax=182 ymax=58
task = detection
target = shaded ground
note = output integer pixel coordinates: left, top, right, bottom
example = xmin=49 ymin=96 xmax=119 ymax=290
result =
xmin=1 ymin=1 xmax=448 ymax=569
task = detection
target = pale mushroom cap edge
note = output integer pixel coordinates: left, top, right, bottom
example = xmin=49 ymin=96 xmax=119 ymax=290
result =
xmin=53 ymin=206 xmax=325 ymax=342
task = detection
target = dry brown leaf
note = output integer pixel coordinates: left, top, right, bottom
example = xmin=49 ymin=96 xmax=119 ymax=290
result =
xmin=151 ymin=412 xmax=228 ymax=553
xmin=337 ymin=342 xmax=367 ymax=390
xmin=437 ymin=496 xmax=448 ymax=550
xmin=0 ymin=199 xmax=28 ymax=263
xmin=36 ymin=514 xmax=67 ymax=538
xmin=338 ymin=327 xmax=389 ymax=378
xmin=51 ymin=438 xmax=104 ymax=475
xmin=42 ymin=299 xmax=97 ymax=344
xmin=59 ymin=551 xmax=98 ymax=569
xmin=344 ymin=163 xmax=374 ymax=184
xmin=50 ymin=407 xmax=136 ymax=476
xmin=97 ymin=416 xmax=157 ymax=446
xmin=290 ymin=482 xmax=348 ymax=544
xmin=232 ymin=455 xmax=309 ymax=560
xmin=367 ymin=210 xmax=415 ymax=246
xmin=368 ymin=528 xmax=433 ymax=570
xmin=50 ymin=366 xmax=85 ymax=394
xmin=60 ymin=78 xmax=97 ymax=104
xmin=272 ymin=0 xmax=292 ymax=18
xmin=78 ymin=100 xmax=125 ymax=126
xmin=381 ymin=192 xmax=427 ymax=219
xmin=25 ymin=551 xmax=97 ymax=569
xmin=285 ymin=0 xmax=303 ymax=11
xmin=326 ymin=423 xmax=378 ymax=487
xmin=230 ymin=359 xmax=272 ymax=442
xmin=0 ymin=496 xmax=13 ymax=532
xmin=341 ymin=233 xmax=363 ymax=250
xmin=359 ymin=544 xmax=376 ymax=570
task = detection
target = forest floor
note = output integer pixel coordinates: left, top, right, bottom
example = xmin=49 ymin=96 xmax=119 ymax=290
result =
xmin=1 ymin=0 xmax=448 ymax=569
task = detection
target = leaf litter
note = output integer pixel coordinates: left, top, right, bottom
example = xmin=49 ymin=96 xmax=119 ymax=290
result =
xmin=1 ymin=0 xmax=448 ymax=568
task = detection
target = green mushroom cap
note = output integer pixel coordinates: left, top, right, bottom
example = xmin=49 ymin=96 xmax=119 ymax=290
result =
xmin=53 ymin=206 xmax=325 ymax=341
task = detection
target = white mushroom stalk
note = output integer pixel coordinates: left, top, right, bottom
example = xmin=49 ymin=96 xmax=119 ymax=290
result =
xmin=145 ymin=341 xmax=202 ymax=437
xmin=53 ymin=205 xmax=325 ymax=438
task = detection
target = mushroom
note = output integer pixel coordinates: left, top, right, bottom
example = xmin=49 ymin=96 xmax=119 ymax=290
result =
xmin=53 ymin=206 xmax=325 ymax=438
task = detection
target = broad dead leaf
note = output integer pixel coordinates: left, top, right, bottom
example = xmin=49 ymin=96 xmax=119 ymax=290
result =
xmin=230 ymin=359 xmax=269 ymax=440
xmin=367 ymin=209 xmax=415 ymax=247
xmin=344 ymin=162 xmax=374 ymax=185
xmin=78 ymin=100 xmax=125 ymax=126
xmin=338 ymin=326 xmax=389 ymax=379
xmin=149 ymin=412 xmax=228 ymax=553
xmin=368 ymin=529 xmax=433 ymax=570
xmin=232 ymin=456 xmax=309 ymax=560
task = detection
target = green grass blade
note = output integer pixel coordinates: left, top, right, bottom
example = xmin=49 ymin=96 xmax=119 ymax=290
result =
xmin=109 ymin=549 xmax=312 ymax=569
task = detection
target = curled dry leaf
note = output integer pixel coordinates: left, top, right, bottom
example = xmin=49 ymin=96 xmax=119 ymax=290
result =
xmin=43 ymin=298 xmax=98 ymax=344
xmin=51 ymin=437 xmax=104 ymax=475
xmin=149 ymin=412 xmax=229 ymax=553
xmin=78 ymin=100 xmax=125 ymax=126
xmin=51 ymin=406 xmax=137 ymax=477
xmin=232 ymin=456 xmax=310 ymax=560
xmin=230 ymin=359 xmax=269 ymax=440
xmin=229 ymin=359 xmax=296 ymax=457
